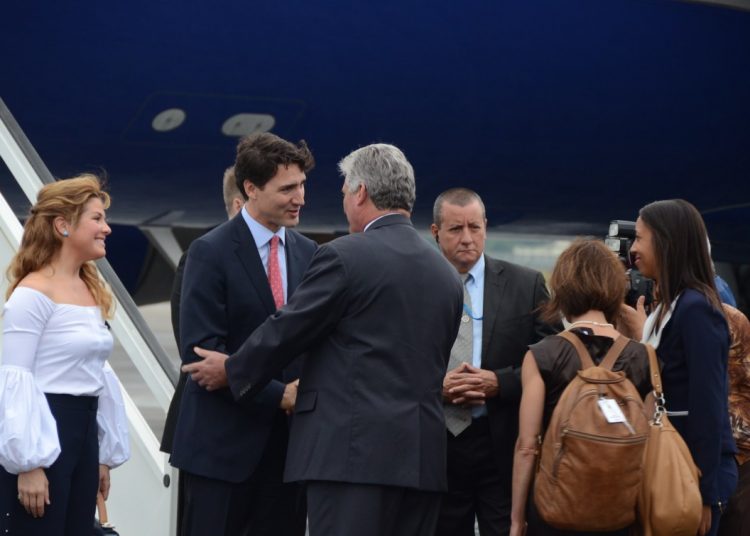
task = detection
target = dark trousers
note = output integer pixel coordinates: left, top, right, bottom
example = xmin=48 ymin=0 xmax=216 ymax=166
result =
xmin=174 ymin=468 xmax=186 ymax=536
xmin=179 ymin=412 xmax=306 ymax=536
xmin=707 ymin=455 xmax=750 ymax=536
xmin=160 ymin=370 xmax=188 ymax=535
xmin=0 ymin=394 xmax=99 ymax=536
xmin=307 ymin=480 xmax=441 ymax=536
xmin=718 ymin=460 xmax=749 ymax=536
xmin=436 ymin=417 xmax=511 ymax=536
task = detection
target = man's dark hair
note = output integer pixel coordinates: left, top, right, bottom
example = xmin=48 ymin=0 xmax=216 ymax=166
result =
xmin=234 ymin=133 xmax=315 ymax=199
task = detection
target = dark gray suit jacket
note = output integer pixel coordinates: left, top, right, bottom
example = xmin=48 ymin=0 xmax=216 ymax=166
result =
xmin=480 ymin=256 xmax=557 ymax=479
xmin=169 ymin=214 xmax=317 ymax=482
xmin=225 ymin=214 xmax=464 ymax=492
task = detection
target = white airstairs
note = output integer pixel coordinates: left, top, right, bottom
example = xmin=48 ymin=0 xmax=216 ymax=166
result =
xmin=0 ymin=98 xmax=178 ymax=535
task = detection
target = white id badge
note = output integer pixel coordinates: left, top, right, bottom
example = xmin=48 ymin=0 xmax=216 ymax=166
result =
xmin=597 ymin=398 xmax=626 ymax=423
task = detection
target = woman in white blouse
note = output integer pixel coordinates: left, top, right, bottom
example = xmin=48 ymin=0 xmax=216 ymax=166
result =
xmin=0 ymin=175 xmax=129 ymax=535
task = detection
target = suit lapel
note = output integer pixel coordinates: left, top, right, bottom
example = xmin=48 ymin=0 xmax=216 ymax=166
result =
xmin=285 ymin=231 xmax=303 ymax=294
xmin=481 ymin=257 xmax=507 ymax=363
xmin=231 ymin=217 xmax=276 ymax=314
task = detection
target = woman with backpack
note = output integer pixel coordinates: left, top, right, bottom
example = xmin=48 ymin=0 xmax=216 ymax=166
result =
xmin=510 ymin=239 xmax=652 ymax=536
xmin=620 ymin=199 xmax=737 ymax=536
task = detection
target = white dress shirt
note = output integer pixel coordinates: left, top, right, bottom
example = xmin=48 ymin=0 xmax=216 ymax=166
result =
xmin=241 ymin=207 xmax=288 ymax=303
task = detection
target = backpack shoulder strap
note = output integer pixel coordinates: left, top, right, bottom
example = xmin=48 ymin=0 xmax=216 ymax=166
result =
xmin=558 ymin=331 xmax=631 ymax=371
xmin=557 ymin=330 xmax=596 ymax=369
xmin=598 ymin=336 xmax=630 ymax=371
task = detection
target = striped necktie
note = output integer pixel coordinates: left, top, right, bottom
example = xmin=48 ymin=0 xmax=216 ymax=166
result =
xmin=444 ymin=273 xmax=473 ymax=436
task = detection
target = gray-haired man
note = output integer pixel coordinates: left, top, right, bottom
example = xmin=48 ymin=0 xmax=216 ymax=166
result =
xmin=184 ymin=143 xmax=464 ymax=536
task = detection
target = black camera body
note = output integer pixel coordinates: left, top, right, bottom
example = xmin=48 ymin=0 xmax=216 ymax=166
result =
xmin=605 ymin=220 xmax=655 ymax=308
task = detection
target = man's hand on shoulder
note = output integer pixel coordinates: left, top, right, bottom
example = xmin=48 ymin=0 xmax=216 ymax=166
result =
xmin=182 ymin=347 xmax=229 ymax=391
xmin=280 ymin=379 xmax=300 ymax=415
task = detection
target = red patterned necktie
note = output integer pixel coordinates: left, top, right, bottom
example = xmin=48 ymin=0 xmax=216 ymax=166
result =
xmin=267 ymin=235 xmax=284 ymax=309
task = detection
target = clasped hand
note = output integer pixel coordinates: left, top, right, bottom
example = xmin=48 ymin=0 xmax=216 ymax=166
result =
xmin=443 ymin=363 xmax=499 ymax=406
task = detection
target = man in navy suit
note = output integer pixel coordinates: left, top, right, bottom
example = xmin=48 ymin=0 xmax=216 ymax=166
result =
xmin=185 ymin=143 xmax=464 ymax=536
xmin=169 ymin=133 xmax=317 ymax=536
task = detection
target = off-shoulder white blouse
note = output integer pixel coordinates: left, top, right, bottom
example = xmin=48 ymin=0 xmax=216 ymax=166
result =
xmin=0 ymin=286 xmax=129 ymax=474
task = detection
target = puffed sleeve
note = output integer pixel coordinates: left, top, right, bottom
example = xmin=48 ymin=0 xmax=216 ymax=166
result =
xmin=0 ymin=288 xmax=61 ymax=473
xmin=97 ymin=362 xmax=130 ymax=468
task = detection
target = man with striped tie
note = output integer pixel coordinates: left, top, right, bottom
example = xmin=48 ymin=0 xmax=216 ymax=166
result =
xmin=431 ymin=188 xmax=556 ymax=536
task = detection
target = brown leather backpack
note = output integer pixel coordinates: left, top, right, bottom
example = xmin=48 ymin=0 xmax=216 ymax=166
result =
xmin=534 ymin=331 xmax=650 ymax=531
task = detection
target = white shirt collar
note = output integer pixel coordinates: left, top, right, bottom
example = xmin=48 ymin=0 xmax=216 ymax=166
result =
xmin=364 ymin=212 xmax=402 ymax=232
xmin=466 ymin=254 xmax=485 ymax=286
xmin=642 ymin=294 xmax=680 ymax=348
xmin=241 ymin=206 xmax=286 ymax=247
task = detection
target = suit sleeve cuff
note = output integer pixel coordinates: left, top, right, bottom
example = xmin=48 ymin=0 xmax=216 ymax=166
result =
xmin=253 ymin=379 xmax=286 ymax=408
xmin=494 ymin=366 xmax=522 ymax=403
xmin=231 ymin=377 xmax=286 ymax=410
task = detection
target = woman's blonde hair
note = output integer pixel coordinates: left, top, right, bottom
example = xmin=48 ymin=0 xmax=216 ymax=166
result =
xmin=6 ymin=174 xmax=114 ymax=318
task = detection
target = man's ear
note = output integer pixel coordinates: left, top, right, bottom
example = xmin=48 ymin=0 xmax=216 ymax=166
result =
xmin=430 ymin=224 xmax=440 ymax=243
xmin=227 ymin=197 xmax=244 ymax=219
xmin=355 ymin=183 xmax=368 ymax=206
xmin=232 ymin=197 xmax=244 ymax=214
xmin=244 ymin=180 xmax=256 ymax=200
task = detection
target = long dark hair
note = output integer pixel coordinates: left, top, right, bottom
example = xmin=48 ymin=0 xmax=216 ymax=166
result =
xmin=639 ymin=199 xmax=721 ymax=334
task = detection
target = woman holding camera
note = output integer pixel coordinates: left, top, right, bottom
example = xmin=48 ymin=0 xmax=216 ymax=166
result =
xmin=622 ymin=199 xmax=737 ymax=536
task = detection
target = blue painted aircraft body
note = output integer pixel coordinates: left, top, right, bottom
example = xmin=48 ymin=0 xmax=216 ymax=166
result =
xmin=1 ymin=0 xmax=749 ymax=292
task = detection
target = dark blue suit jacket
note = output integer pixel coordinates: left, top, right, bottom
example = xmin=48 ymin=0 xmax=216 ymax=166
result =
xmin=656 ymin=288 xmax=738 ymax=504
xmin=225 ymin=214 xmax=464 ymax=491
xmin=169 ymin=214 xmax=317 ymax=482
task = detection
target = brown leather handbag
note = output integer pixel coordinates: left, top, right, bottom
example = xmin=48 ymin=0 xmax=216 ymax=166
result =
xmin=637 ymin=345 xmax=702 ymax=536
